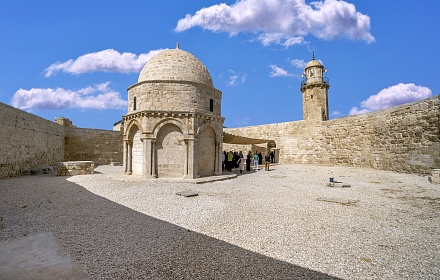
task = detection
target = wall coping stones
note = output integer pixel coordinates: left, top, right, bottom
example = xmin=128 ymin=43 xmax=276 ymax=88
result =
xmin=57 ymin=161 xmax=94 ymax=176
xmin=429 ymin=169 xmax=440 ymax=184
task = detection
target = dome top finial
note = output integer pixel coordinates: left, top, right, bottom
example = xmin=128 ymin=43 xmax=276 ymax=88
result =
xmin=176 ymin=42 xmax=180 ymax=49
xmin=305 ymin=51 xmax=323 ymax=68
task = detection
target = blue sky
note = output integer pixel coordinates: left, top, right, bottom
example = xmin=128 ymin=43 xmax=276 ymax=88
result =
xmin=1 ymin=0 xmax=439 ymax=129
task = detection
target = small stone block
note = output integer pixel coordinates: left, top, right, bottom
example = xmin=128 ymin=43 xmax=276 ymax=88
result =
xmin=176 ymin=191 xmax=199 ymax=197
xmin=328 ymin=182 xmax=351 ymax=188
xmin=429 ymin=169 xmax=440 ymax=184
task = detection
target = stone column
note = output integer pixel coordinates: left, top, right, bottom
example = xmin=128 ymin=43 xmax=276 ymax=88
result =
xmin=143 ymin=138 xmax=152 ymax=178
xmin=183 ymin=139 xmax=189 ymax=178
xmin=214 ymin=141 xmax=219 ymax=174
xmin=142 ymin=138 xmax=149 ymax=178
xmin=151 ymin=140 xmax=157 ymax=178
xmin=186 ymin=138 xmax=195 ymax=179
xmin=266 ymin=142 xmax=271 ymax=157
xmin=126 ymin=140 xmax=133 ymax=175
xmin=214 ymin=136 xmax=223 ymax=175
xmin=123 ymin=139 xmax=127 ymax=173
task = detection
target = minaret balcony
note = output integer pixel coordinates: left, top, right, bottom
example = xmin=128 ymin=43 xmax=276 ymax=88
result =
xmin=300 ymin=77 xmax=330 ymax=91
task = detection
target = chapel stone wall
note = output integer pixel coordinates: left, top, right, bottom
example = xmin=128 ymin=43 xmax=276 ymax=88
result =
xmin=225 ymin=95 xmax=439 ymax=174
xmin=128 ymin=82 xmax=221 ymax=115
xmin=0 ymin=102 xmax=64 ymax=178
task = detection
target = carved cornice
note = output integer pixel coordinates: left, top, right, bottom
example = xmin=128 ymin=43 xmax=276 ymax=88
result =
xmin=300 ymin=83 xmax=330 ymax=93
xmin=123 ymin=110 xmax=225 ymax=123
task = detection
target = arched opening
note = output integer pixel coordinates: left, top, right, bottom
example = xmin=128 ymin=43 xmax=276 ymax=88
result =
xmin=156 ymin=123 xmax=185 ymax=178
xmin=197 ymin=126 xmax=216 ymax=177
xmin=130 ymin=126 xmax=143 ymax=175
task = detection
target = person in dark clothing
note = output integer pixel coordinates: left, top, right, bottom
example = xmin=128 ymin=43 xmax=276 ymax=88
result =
xmin=270 ymin=151 xmax=275 ymax=163
xmin=258 ymin=151 xmax=263 ymax=165
xmin=265 ymin=154 xmax=271 ymax=171
xmin=233 ymin=152 xmax=239 ymax=169
xmin=246 ymin=151 xmax=251 ymax=171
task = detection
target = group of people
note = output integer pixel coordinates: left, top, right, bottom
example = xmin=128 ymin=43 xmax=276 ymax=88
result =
xmin=222 ymin=150 xmax=275 ymax=173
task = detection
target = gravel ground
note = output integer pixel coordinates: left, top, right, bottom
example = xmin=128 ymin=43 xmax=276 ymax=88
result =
xmin=0 ymin=164 xmax=439 ymax=279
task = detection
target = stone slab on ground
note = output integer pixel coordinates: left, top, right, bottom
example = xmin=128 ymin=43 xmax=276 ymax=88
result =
xmin=0 ymin=232 xmax=90 ymax=280
xmin=176 ymin=191 xmax=199 ymax=197
xmin=317 ymin=197 xmax=359 ymax=206
xmin=327 ymin=182 xmax=351 ymax=188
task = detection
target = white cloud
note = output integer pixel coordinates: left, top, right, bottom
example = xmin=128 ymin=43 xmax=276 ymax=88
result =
xmin=256 ymin=33 xmax=284 ymax=46
xmin=291 ymin=59 xmax=307 ymax=69
xmin=175 ymin=0 xmax=374 ymax=46
xmin=255 ymin=33 xmax=305 ymax=47
xmin=44 ymin=49 xmax=166 ymax=77
xmin=349 ymin=83 xmax=432 ymax=115
xmin=270 ymin=65 xmax=292 ymax=77
xmin=11 ymin=82 xmax=127 ymax=111
xmin=227 ymin=69 xmax=247 ymax=86
xmin=282 ymin=36 xmax=305 ymax=47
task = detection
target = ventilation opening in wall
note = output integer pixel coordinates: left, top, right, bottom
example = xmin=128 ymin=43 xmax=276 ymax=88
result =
xmin=311 ymin=95 xmax=313 ymax=99
xmin=209 ymin=99 xmax=214 ymax=112
xmin=133 ymin=96 xmax=137 ymax=110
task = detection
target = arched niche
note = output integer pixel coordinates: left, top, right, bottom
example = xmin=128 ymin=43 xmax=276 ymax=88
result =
xmin=155 ymin=123 xmax=185 ymax=178
xmin=197 ymin=125 xmax=216 ymax=177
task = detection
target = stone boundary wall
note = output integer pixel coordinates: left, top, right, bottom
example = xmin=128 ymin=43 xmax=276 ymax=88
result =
xmin=225 ymin=95 xmax=439 ymax=174
xmin=0 ymin=102 xmax=64 ymax=178
xmin=64 ymin=127 xmax=123 ymax=166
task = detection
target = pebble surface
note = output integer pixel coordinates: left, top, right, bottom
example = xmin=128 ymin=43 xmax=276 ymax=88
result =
xmin=0 ymin=164 xmax=439 ymax=279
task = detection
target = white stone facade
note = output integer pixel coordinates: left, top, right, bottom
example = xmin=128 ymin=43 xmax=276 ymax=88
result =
xmin=123 ymin=48 xmax=224 ymax=179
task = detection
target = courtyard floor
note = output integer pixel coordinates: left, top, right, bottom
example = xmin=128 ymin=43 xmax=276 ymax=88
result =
xmin=0 ymin=164 xmax=439 ymax=279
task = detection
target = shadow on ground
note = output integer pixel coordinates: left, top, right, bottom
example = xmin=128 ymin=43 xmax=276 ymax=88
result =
xmin=0 ymin=175 xmax=341 ymax=279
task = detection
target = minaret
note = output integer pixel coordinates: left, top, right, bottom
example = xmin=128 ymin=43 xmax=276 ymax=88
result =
xmin=300 ymin=53 xmax=330 ymax=121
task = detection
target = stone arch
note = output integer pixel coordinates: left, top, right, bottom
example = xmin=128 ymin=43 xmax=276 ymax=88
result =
xmin=152 ymin=118 xmax=188 ymax=139
xmin=197 ymin=124 xmax=216 ymax=177
xmin=124 ymin=120 xmax=144 ymax=175
xmin=125 ymin=119 xmax=143 ymax=139
xmin=155 ymin=123 xmax=185 ymax=178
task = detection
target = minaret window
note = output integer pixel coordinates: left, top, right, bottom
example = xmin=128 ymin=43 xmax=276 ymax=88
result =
xmin=209 ymin=99 xmax=214 ymax=112
xmin=133 ymin=97 xmax=137 ymax=111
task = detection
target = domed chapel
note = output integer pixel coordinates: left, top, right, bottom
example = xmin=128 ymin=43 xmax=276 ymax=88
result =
xmin=122 ymin=45 xmax=224 ymax=179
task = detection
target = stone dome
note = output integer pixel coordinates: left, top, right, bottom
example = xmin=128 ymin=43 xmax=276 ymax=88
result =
xmin=305 ymin=59 xmax=323 ymax=68
xmin=138 ymin=48 xmax=213 ymax=87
